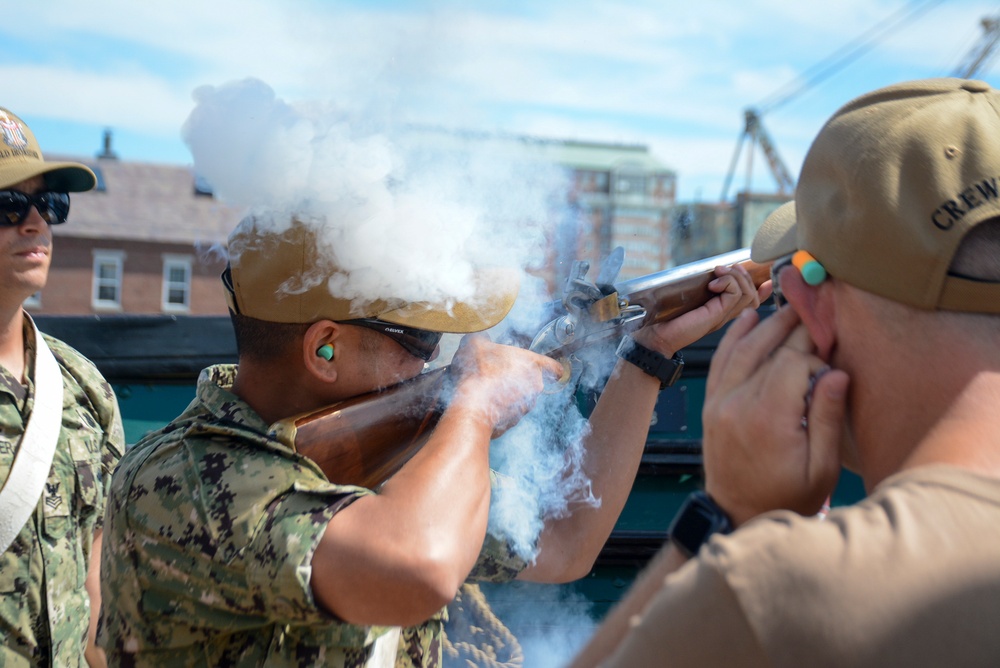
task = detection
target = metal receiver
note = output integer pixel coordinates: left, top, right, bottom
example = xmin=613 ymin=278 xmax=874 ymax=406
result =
xmin=528 ymin=247 xmax=757 ymax=374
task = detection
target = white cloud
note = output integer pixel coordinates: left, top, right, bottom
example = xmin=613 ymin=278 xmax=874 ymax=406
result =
xmin=0 ymin=64 xmax=191 ymax=136
xmin=4 ymin=0 xmax=998 ymax=199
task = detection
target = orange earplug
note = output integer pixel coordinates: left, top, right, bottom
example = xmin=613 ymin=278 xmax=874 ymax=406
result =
xmin=792 ymin=250 xmax=827 ymax=286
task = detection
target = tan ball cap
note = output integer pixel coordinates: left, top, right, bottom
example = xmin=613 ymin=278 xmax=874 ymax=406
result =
xmin=225 ymin=215 xmax=520 ymax=332
xmin=0 ymin=107 xmax=96 ymax=192
xmin=752 ymin=78 xmax=1000 ymax=314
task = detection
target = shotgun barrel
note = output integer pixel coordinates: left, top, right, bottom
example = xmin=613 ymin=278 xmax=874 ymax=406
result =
xmin=618 ymin=248 xmax=770 ymax=326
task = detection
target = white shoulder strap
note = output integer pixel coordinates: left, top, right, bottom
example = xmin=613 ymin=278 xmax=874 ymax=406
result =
xmin=366 ymin=628 xmax=401 ymax=668
xmin=0 ymin=315 xmax=64 ymax=553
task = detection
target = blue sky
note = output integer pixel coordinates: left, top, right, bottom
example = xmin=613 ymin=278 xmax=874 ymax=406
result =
xmin=4 ymin=0 xmax=999 ymax=202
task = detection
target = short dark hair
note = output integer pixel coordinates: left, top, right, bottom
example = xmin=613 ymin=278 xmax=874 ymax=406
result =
xmin=229 ymin=310 xmax=310 ymax=363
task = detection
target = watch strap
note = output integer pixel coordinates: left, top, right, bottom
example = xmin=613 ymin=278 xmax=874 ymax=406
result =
xmin=668 ymin=491 xmax=734 ymax=559
xmin=615 ymin=336 xmax=684 ymax=389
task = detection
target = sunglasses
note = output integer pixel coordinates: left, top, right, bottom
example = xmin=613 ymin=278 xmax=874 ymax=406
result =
xmin=769 ymin=253 xmax=796 ymax=309
xmin=344 ymin=318 xmax=442 ymax=362
xmin=0 ymin=190 xmax=71 ymax=226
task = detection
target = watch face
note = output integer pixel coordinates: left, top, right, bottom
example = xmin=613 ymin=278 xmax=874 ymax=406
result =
xmin=671 ymin=504 xmax=714 ymax=557
xmin=669 ymin=492 xmax=732 ymax=558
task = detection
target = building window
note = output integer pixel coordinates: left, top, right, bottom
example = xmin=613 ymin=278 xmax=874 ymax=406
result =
xmin=615 ymin=173 xmax=646 ymax=194
xmin=87 ymin=165 xmax=107 ymax=192
xmin=23 ymin=292 xmax=41 ymax=309
xmin=193 ymin=174 xmax=214 ymax=197
xmin=92 ymin=250 xmax=124 ymax=310
xmin=162 ymin=254 xmax=192 ymax=312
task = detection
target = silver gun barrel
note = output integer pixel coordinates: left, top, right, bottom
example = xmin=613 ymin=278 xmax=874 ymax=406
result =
xmin=615 ymin=248 xmax=763 ymax=327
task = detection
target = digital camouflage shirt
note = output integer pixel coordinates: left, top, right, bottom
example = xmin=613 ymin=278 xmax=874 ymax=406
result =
xmin=0 ymin=325 xmax=125 ymax=667
xmin=98 ymin=364 xmax=526 ymax=668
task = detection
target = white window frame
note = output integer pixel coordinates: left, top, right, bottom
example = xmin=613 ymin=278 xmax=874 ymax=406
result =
xmin=161 ymin=254 xmax=192 ymax=313
xmin=92 ymin=250 xmax=125 ymax=311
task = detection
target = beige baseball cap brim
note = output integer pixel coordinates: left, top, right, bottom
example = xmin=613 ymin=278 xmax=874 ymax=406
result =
xmin=0 ymin=160 xmax=96 ymax=193
xmin=226 ymin=216 xmax=520 ymax=333
xmin=374 ymin=267 xmax=521 ymax=332
xmin=751 ymin=201 xmax=797 ymax=263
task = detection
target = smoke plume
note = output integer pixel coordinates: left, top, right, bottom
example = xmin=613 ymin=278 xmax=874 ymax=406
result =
xmin=182 ymin=77 xmax=560 ymax=313
xmin=182 ymin=77 xmax=618 ymax=665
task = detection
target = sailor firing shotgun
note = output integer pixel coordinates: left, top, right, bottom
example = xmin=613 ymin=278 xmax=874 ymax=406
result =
xmin=281 ymin=248 xmax=771 ymax=488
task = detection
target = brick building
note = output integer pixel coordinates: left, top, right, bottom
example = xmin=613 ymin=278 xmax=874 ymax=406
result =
xmin=29 ymin=152 xmax=242 ymax=316
xmin=30 ymin=130 xmax=684 ymax=316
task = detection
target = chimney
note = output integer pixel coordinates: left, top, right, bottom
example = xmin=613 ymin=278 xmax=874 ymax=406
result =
xmin=96 ymin=128 xmax=119 ymax=160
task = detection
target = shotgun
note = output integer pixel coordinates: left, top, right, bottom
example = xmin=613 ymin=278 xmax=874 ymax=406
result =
xmin=280 ymin=248 xmax=771 ymax=488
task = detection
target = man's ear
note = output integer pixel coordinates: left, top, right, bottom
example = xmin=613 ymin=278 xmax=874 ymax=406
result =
xmin=302 ymin=320 xmax=341 ymax=383
xmin=781 ymin=265 xmax=837 ymax=361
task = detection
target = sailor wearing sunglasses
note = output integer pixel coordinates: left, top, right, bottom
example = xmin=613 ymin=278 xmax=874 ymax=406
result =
xmin=0 ymin=107 xmax=125 ymax=667
xmin=97 ymin=207 xmax=762 ymax=667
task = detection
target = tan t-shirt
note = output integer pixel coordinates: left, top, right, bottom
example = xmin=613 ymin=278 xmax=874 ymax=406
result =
xmin=604 ymin=466 xmax=1000 ymax=667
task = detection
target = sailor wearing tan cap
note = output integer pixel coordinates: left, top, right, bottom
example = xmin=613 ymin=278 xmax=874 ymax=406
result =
xmin=573 ymin=77 xmax=1000 ymax=668
xmin=96 ymin=211 xmax=762 ymax=666
xmin=0 ymin=107 xmax=125 ymax=667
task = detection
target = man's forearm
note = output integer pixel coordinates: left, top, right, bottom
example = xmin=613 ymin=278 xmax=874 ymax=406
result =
xmin=310 ymin=402 xmax=495 ymax=627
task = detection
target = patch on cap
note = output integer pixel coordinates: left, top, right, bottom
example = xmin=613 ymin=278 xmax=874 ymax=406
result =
xmin=226 ymin=216 xmax=520 ymax=332
xmin=0 ymin=107 xmax=96 ymax=192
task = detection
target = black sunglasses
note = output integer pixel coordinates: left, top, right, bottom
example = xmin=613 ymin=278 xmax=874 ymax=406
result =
xmin=0 ymin=190 xmax=71 ymax=226
xmin=344 ymin=318 xmax=442 ymax=362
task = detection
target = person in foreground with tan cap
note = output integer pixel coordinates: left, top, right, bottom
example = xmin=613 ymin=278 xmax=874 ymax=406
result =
xmin=0 ymin=107 xmax=125 ymax=668
xmin=96 ymin=209 xmax=762 ymax=666
xmin=571 ymin=76 xmax=1000 ymax=668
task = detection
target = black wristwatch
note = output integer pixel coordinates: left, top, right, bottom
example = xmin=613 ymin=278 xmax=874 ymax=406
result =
xmin=615 ymin=335 xmax=684 ymax=389
xmin=668 ymin=491 xmax=734 ymax=558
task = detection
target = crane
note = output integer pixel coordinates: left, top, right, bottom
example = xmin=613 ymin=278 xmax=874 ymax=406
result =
xmin=718 ymin=0 xmax=948 ymax=203
xmin=951 ymin=13 xmax=1000 ymax=79
xmin=719 ymin=108 xmax=794 ymax=203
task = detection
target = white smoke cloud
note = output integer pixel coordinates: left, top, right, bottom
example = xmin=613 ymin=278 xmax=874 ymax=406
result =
xmin=181 ymin=77 xmax=563 ymax=310
xmin=488 ymin=388 xmax=599 ymax=559
xmin=181 ymin=75 xmax=616 ymax=540
xmin=476 ymin=581 xmax=598 ymax=668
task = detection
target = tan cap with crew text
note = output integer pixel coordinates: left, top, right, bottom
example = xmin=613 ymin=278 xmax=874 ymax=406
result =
xmin=753 ymin=78 xmax=1000 ymax=313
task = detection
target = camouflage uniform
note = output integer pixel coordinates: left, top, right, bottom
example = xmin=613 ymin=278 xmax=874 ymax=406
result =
xmin=98 ymin=364 xmax=526 ymax=667
xmin=0 ymin=325 xmax=125 ymax=667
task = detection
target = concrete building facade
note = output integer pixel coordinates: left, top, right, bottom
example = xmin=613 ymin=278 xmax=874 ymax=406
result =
xmin=400 ymin=127 xmax=679 ymax=294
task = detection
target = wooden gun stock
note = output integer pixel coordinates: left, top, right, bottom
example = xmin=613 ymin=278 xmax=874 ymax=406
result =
xmin=286 ymin=367 xmax=451 ymax=487
xmin=282 ymin=251 xmax=771 ymax=488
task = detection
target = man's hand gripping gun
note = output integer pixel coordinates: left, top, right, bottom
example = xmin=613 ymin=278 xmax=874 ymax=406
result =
xmin=278 ymin=248 xmax=770 ymax=489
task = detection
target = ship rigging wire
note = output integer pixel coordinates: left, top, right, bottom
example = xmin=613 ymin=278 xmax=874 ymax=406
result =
xmin=755 ymin=0 xmax=947 ymax=115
